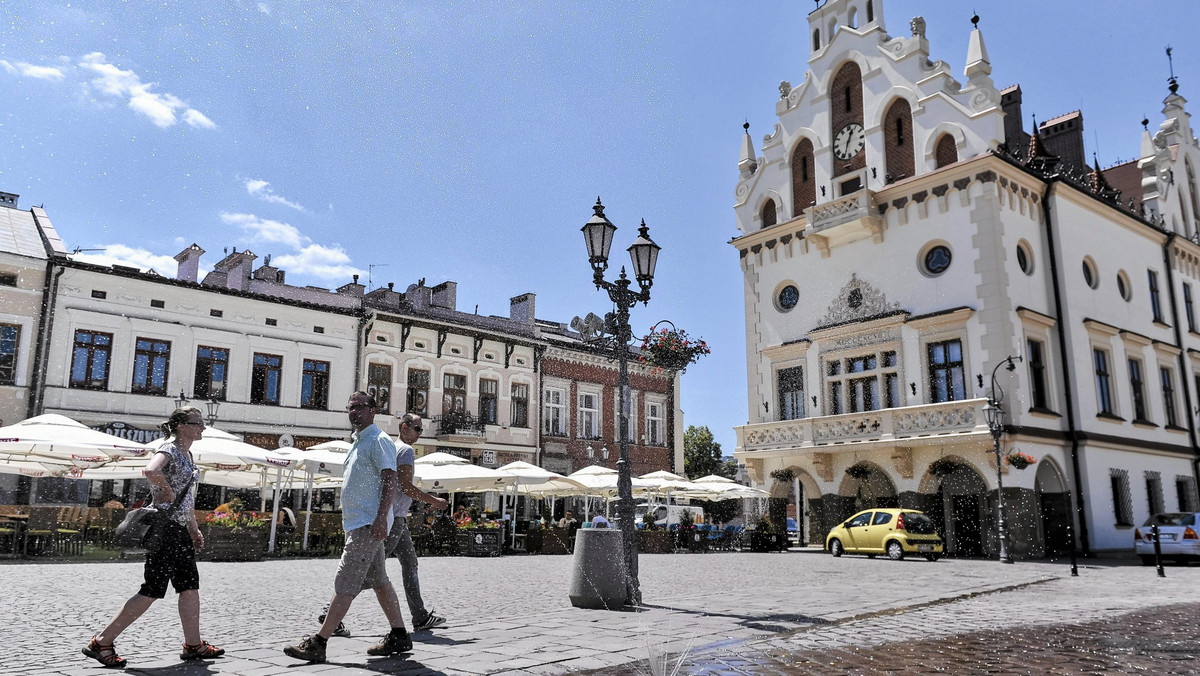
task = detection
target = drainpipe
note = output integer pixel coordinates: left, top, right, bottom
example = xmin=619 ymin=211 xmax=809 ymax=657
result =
xmin=27 ymin=260 xmax=66 ymax=419
xmin=355 ymin=310 xmax=367 ymax=406
xmin=1041 ymin=180 xmax=1090 ymax=554
xmin=1161 ymin=234 xmax=1200 ymax=500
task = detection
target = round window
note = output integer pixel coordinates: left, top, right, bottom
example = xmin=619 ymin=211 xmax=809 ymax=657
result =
xmin=777 ymin=285 xmax=799 ymax=311
xmin=923 ymin=245 xmax=952 ymax=275
xmin=1016 ymin=240 xmax=1033 ymax=275
xmin=1117 ymin=270 xmax=1131 ymax=301
xmin=1082 ymin=258 xmax=1097 ymax=289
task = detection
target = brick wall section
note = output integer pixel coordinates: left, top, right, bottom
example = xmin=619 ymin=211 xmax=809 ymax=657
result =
xmin=935 ymin=134 xmax=959 ymax=169
xmin=884 ymin=98 xmax=915 ymax=181
xmin=541 ymin=355 xmax=674 ymax=475
xmin=831 ymin=62 xmax=865 ymax=178
xmin=791 ymin=138 xmax=816 ymax=215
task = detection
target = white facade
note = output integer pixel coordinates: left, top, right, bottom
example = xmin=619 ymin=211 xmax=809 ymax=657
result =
xmin=733 ymin=0 xmax=1200 ymax=556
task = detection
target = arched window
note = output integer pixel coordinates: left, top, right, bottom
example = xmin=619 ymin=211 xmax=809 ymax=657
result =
xmin=831 ymin=62 xmax=864 ymax=178
xmin=792 ymin=138 xmax=816 ymax=213
xmin=812 ymin=29 xmax=820 ymax=51
xmin=847 ymin=7 xmax=857 ymax=28
xmin=884 ymin=98 xmax=915 ymax=181
xmin=761 ymin=199 xmax=777 ymax=228
xmin=1181 ymin=187 xmax=1192 ymax=239
xmin=935 ymin=134 xmax=958 ymax=168
xmin=866 ymin=1 xmax=874 ymax=23
xmin=1187 ymin=159 xmax=1200 ymax=229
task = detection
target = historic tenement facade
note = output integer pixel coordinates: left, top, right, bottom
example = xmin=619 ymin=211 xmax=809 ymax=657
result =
xmin=733 ymin=0 xmax=1200 ymax=556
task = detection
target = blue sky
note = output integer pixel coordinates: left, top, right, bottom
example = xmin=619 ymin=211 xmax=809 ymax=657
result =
xmin=1 ymin=1 xmax=1197 ymax=458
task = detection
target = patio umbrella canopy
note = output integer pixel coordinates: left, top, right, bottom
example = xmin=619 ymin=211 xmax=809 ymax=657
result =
xmin=414 ymin=462 xmax=515 ymax=493
xmin=0 ymin=414 xmax=152 ymax=468
xmin=566 ymin=465 xmax=655 ymax=497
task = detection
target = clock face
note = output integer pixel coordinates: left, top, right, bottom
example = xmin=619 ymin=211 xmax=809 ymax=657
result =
xmin=833 ymin=123 xmax=866 ymax=160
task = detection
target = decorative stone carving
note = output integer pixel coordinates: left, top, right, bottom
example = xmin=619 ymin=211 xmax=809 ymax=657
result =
xmin=910 ymin=16 xmax=926 ymax=38
xmin=812 ymin=452 xmax=833 ymax=482
xmin=894 ymin=403 xmax=977 ymax=434
xmin=779 ymin=80 xmax=791 ymax=99
xmin=821 ymin=328 xmax=899 ymax=353
xmin=819 ymin=274 xmax=900 ymax=327
xmin=891 ymin=447 xmax=914 ymax=479
xmin=814 ymin=413 xmax=883 ymax=442
xmin=744 ymin=458 xmax=764 ymax=484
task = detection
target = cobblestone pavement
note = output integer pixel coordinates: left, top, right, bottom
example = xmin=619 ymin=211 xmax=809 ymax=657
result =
xmin=1 ymin=549 xmax=1194 ymax=675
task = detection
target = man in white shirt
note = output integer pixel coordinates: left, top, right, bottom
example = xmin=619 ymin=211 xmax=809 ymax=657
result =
xmin=385 ymin=413 xmax=449 ymax=630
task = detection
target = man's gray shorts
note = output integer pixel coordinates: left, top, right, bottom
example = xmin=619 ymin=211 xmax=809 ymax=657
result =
xmin=334 ymin=525 xmax=390 ymax=596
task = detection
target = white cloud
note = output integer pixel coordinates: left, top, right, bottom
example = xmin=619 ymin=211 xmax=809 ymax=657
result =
xmin=273 ymin=244 xmax=364 ymax=281
xmin=0 ymin=60 xmax=65 ymax=81
xmin=245 ymin=178 xmax=305 ymax=211
xmin=257 ymin=3 xmax=271 ymax=15
xmin=78 ymin=52 xmax=214 ymax=129
xmin=72 ymin=244 xmax=204 ymax=276
xmin=220 ymin=211 xmax=309 ymax=249
xmin=182 ymin=108 xmax=216 ymax=129
xmin=220 ymin=211 xmax=362 ymax=282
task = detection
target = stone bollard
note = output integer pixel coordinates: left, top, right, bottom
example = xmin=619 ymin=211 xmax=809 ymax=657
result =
xmin=568 ymin=528 xmax=626 ymax=610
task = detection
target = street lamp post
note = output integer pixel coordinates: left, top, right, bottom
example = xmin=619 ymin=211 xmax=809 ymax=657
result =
xmin=204 ymin=398 xmax=221 ymax=427
xmin=579 ymin=197 xmax=660 ymax=607
xmin=984 ymin=355 xmax=1022 ymax=564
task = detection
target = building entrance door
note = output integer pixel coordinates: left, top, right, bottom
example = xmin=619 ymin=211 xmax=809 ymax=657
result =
xmin=951 ymin=494 xmax=983 ymax=557
xmin=1040 ymin=492 xmax=1072 ymax=558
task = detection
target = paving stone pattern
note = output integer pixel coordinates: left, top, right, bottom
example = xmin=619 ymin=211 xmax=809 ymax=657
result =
xmin=0 ymin=549 xmax=1195 ymax=675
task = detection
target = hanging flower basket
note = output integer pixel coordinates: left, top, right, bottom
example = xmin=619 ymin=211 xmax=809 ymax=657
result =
xmin=1005 ymin=451 xmax=1037 ymax=470
xmin=637 ymin=326 xmax=710 ymax=373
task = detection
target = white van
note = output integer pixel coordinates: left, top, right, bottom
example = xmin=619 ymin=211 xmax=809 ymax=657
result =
xmin=633 ymin=502 xmax=704 ymax=527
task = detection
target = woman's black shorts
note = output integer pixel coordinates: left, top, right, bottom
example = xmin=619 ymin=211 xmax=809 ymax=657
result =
xmin=138 ymin=521 xmax=200 ymax=599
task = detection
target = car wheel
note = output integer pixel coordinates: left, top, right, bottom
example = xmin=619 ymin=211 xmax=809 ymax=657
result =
xmin=1140 ymin=555 xmax=1156 ymax=566
xmin=924 ymin=553 xmax=940 ymax=562
xmin=886 ymin=540 xmax=904 ymax=561
xmin=829 ymin=539 xmax=843 ymax=557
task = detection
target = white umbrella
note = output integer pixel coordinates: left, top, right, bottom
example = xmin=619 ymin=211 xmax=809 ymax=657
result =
xmin=294 ymin=441 xmax=349 ymax=550
xmin=0 ymin=414 xmax=152 ymax=467
xmin=567 ymin=465 xmax=655 ymax=496
xmin=691 ymin=474 xmax=738 ymax=485
xmin=414 ymin=462 xmax=514 ymax=493
xmin=414 ymin=451 xmax=470 ymax=465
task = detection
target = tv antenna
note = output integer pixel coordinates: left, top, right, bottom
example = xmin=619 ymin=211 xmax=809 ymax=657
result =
xmin=368 ymin=263 xmax=389 ymax=291
xmin=71 ymin=247 xmax=106 ymax=255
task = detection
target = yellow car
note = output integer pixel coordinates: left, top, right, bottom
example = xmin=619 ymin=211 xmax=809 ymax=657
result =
xmin=825 ymin=508 xmax=944 ymax=561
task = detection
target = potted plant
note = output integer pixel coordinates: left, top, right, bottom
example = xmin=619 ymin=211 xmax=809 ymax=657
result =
xmin=637 ymin=325 xmax=710 ymax=373
xmin=1005 ymin=451 xmax=1037 ymax=470
xmin=201 ymin=498 xmax=268 ymax=561
xmin=637 ymin=512 xmax=673 ymax=554
xmin=749 ymin=514 xmax=784 ymax=552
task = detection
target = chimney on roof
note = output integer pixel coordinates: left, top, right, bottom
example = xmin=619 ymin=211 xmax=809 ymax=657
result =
xmin=431 ymin=281 xmax=457 ymax=310
xmin=0 ymin=192 xmax=18 ymax=208
xmin=210 ymin=248 xmax=257 ymax=291
xmin=510 ymin=293 xmax=536 ymax=325
xmin=1000 ymin=86 xmax=1027 ymax=153
xmin=174 ymin=243 xmax=206 ymax=283
xmin=1038 ymin=112 xmax=1086 ymax=175
xmin=337 ymin=274 xmax=365 ymax=298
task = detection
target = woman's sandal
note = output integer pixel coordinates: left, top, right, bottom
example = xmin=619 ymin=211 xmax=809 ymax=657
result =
xmin=82 ymin=635 xmax=127 ymax=668
xmin=180 ymin=640 xmax=225 ymax=660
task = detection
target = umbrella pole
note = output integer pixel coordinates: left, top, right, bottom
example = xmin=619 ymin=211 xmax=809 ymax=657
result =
xmin=260 ymin=468 xmax=268 ymax=511
xmin=268 ymin=467 xmax=283 ymax=553
xmin=303 ymin=470 xmax=314 ymax=551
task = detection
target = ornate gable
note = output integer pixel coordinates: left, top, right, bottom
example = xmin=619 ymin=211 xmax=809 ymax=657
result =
xmin=819 ymin=273 xmax=901 ymax=327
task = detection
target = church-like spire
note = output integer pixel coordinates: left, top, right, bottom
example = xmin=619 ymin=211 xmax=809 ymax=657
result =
xmin=1090 ymin=155 xmax=1120 ymax=201
xmin=964 ymin=13 xmax=991 ymax=82
xmin=738 ymin=121 xmax=758 ymax=178
xmin=1026 ymin=115 xmax=1060 ymax=173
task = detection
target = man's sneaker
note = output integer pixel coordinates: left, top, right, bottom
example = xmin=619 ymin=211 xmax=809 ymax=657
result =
xmin=317 ymin=611 xmax=350 ymax=638
xmin=284 ymin=635 xmax=327 ymax=663
xmin=413 ymin=613 xmax=446 ymax=631
xmin=366 ymin=629 xmax=413 ymax=656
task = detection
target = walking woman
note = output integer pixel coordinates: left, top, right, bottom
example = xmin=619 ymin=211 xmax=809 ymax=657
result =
xmin=83 ymin=407 xmax=225 ymax=667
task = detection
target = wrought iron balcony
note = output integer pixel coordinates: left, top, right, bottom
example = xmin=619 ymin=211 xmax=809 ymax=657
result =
xmin=434 ymin=411 xmax=486 ymax=438
xmin=735 ymin=398 xmax=990 ymax=456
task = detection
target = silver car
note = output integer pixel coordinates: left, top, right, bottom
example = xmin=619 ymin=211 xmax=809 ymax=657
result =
xmin=1134 ymin=512 xmax=1200 ymax=565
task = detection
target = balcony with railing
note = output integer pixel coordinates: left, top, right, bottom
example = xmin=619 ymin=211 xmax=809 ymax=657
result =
xmin=434 ymin=410 xmax=486 ymax=439
xmin=735 ymin=398 xmax=990 ymax=457
xmin=802 ymin=188 xmax=883 ymax=255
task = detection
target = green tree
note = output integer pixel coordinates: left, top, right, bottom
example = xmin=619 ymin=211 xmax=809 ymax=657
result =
xmin=685 ymin=426 xmax=739 ymax=524
xmin=683 ymin=425 xmax=723 ymax=479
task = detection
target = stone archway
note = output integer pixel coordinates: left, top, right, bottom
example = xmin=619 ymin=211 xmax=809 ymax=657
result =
xmin=769 ymin=467 xmax=821 ymax=546
xmin=923 ymin=457 xmax=988 ymax=557
xmin=1035 ymin=459 xmax=1072 ymax=558
xmin=837 ymin=462 xmax=898 ymax=512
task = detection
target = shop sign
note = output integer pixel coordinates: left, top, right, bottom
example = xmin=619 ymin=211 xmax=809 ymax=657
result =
xmin=91 ymin=421 xmax=162 ymax=445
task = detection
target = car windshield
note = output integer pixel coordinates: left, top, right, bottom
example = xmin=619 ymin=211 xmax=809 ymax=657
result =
xmin=903 ymin=513 xmax=937 ymax=534
xmin=1145 ymin=513 xmax=1196 ymax=526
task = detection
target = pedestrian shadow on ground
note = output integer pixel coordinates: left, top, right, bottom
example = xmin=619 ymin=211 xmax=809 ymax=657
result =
xmin=125 ymin=663 xmax=217 ymax=676
xmin=639 ymin=603 xmax=831 ymax=633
